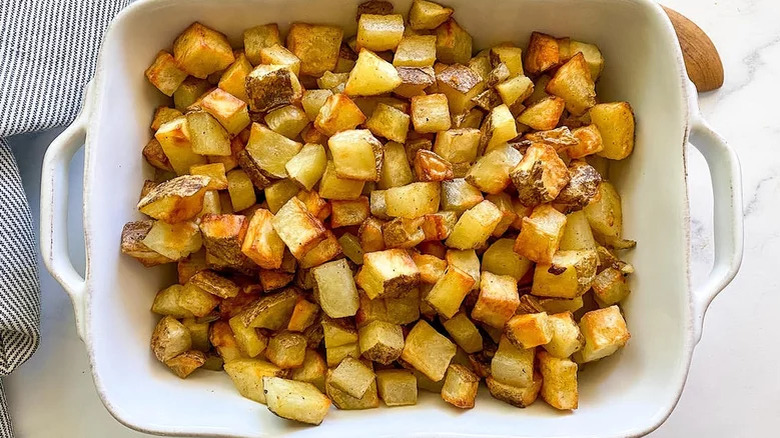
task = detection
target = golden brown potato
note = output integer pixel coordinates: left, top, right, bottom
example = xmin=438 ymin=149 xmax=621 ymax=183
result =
xmin=358 ymin=14 xmax=405 ymax=51
xmin=524 ymin=32 xmax=560 ymax=75
xmin=592 ymin=267 xmax=630 ymax=307
xmin=241 ymin=287 xmax=298 ymax=330
xmin=425 ymin=265 xmax=475 ymax=318
xmin=137 ymin=175 xmax=210 ymax=223
xmin=433 ymin=128 xmax=480 ymax=165
xmin=266 ymin=331 xmax=307 ymax=368
xmin=263 ymin=377 xmax=331 ymax=425
xmin=569 ymin=124 xmax=604 ymax=158
xmin=435 ymin=19 xmax=472 ymax=64
xmin=328 ymin=129 xmax=384 ymax=181
xmin=442 ymin=312 xmax=483 ymax=353
xmin=290 ymin=349 xmax=327 ymax=391
xmin=436 ymin=63 xmax=485 ymax=116
xmin=219 ymin=53 xmax=253 ymax=103
xmin=445 ymin=200 xmax=503 ymax=250
xmin=546 ymin=53 xmax=596 ymax=116
xmin=151 ymin=106 xmax=183 ymax=132
xmin=440 ymin=178 xmax=483 ymax=213
xmin=531 ymin=249 xmax=597 ymax=299
xmin=583 ymin=181 xmax=625 ymax=241
xmin=491 ymin=335 xmax=534 ymax=388
xmin=516 ymin=96 xmax=566 ymax=131
xmin=223 ymin=358 xmax=284 ymax=403
xmin=357 ymin=248 xmax=420 ymax=299
xmin=358 ymin=320 xmax=405 ymax=364
xmin=239 ymin=208 xmax=285 ymax=269
xmin=141 ymin=220 xmax=203 ymax=262
xmin=260 ymin=44 xmax=301 ymax=76
xmin=556 ymin=160 xmax=602 ymax=213
xmin=420 ymin=211 xmax=457 ymax=241
xmin=226 ymin=168 xmax=258 ymax=211
xmin=394 ymin=35 xmax=437 ymax=67
xmin=409 ymin=0 xmax=453 ymax=30
xmin=573 ymin=305 xmax=630 ymax=363
xmin=481 ymin=238 xmax=532 ymax=281
xmin=440 ymin=364 xmax=479 ymax=409
xmin=591 ymin=102 xmax=635 ymax=160
xmin=145 ymin=51 xmax=188 ymax=96
xmin=384 ymin=182 xmax=441 ymax=219
xmin=465 ymin=144 xmax=522 ymax=195
xmin=173 ymin=77 xmax=210 ymax=111
xmin=264 ymin=105 xmax=308 ymax=139
xmin=410 ymin=252 xmax=446 ymax=284
xmin=245 ymin=65 xmax=302 ymax=112
xmin=189 ymin=270 xmax=239 ymax=299
xmin=495 ymin=75 xmax=534 ymax=114
xmin=151 ymin=316 xmax=193 ymax=364
xmin=544 ymin=311 xmax=584 ymax=358
xmin=243 ymin=23 xmax=282 ymax=66
xmin=366 ymin=103 xmax=410 ymax=143
xmin=505 ymin=312 xmax=553 ymax=349
xmin=382 ymin=217 xmax=425 ymax=249
xmin=120 ymin=220 xmax=174 ymax=267
xmin=326 ymin=368 xmax=380 ymax=410
xmin=376 ymin=369 xmax=417 ymax=406
xmin=401 ymin=320 xmax=456 ymax=382
xmin=510 ymin=143 xmax=570 ymax=207
xmin=164 ymin=350 xmax=206 ymax=378
xmin=414 ymin=149 xmax=453 ymax=182
xmin=317 ymin=71 xmax=350 ymax=94
xmin=173 ymin=22 xmax=234 ymax=79
xmin=486 ymin=372 xmax=542 ymax=408
xmin=345 ymin=49 xmax=403 ymax=96
xmin=286 ymin=23 xmax=343 ymax=77
xmin=379 ymin=142 xmax=415 ymax=189
xmin=199 ymin=88 xmax=251 ymax=135
xmin=314 ymin=93 xmax=367 ymax=136
xmin=359 ymin=216 xmax=387 ymax=253
xmin=471 ymin=272 xmax=519 ymax=328
xmin=329 ymin=356 xmax=377 ymax=399
xmin=155 ymin=117 xmax=207 ymax=175
xmin=312 ymin=258 xmax=359 ymax=318
xmin=538 ymin=351 xmax=578 ymax=410
xmin=272 ymin=197 xmax=327 ymax=259
xmin=411 ymin=93 xmax=451 ymax=133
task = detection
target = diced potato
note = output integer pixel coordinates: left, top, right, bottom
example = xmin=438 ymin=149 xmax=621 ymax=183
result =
xmin=243 ymin=123 xmax=302 ymax=180
xmin=514 ymin=204 xmax=567 ymax=264
xmin=164 ymin=350 xmax=206 ymax=378
xmin=151 ymin=285 xmax=193 ymax=318
xmin=238 ymin=208 xmax=283 ymax=269
xmin=173 ymin=22 xmax=234 ymax=79
xmin=569 ymin=124 xmax=604 ymax=158
xmin=479 ymin=104 xmax=517 ymax=154
xmin=510 ymin=143 xmax=569 ymax=207
xmin=263 ymin=377 xmax=331 ymax=425
xmin=120 ymin=220 xmax=174 ymax=267
xmin=302 ymin=90 xmax=333 ymax=122
xmin=496 ymin=75 xmax=534 ymax=114
xmin=185 ymin=111 xmax=231 ymax=156
xmin=411 ymin=94 xmax=451 ymax=133
xmin=445 ymin=200 xmax=502 ymax=250
xmin=420 ymin=211 xmax=457 ymax=241
xmin=326 ymin=369 xmax=380 ymax=409
xmin=137 ymin=175 xmax=210 ymax=223
xmin=441 ymin=364 xmax=479 ymax=409
xmin=401 ymin=320 xmax=456 ymax=381
xmin=465 ymin=144 xmax=522 ymax=194
xmin=433 ymin=128 xmax=480 ymax=164
xmin=228 ymin=315 xmax=268 ymax=358
xmin=538 ymin=351 xmax=578 ymax=410
xmin=259 ymin=268 xmax=294 ymax=292
xmin=225 ymin=169 xmax=257 ymax=211
xmin=224 ymin=358 xmax=285 ymax=403
xmin=425 ymin=265 xmax=475 ymax=318
xmin=152 ymin=106 xmax=183 ymax=132
xmin=209 ymin=135 xmax=245 ymax=172
xmin=482 ymin=238 xmax=533 ymax=281
xmin=290 ymin=349 xmax=327 ymax=391
xmin=266 ymin=331 xmax=307 ymax=368
xmin=384 ymin=182 xmax=441 ymax=218
xmin=286 ymin=298 xmax=319 ymax=333
xmin=141 ymin=220 xmax=202 ymax=261
xmin=378 ymin=142 xmax=415 ymax=189
xmin=444 ymin=249 xmax=480 ymax=293
xmin=516 ymin=96 xmax=565 ymax=131
xmin=440 ymin=178 xmax=483 ymax=213
xmin=544 ymin=311 xmax=584 ymax=358
xmin=409 ymin=0 xmax=452 ymax=30
xmin=260 ymin=44 xmax=301 ymax=76
xmin=491 ymin=336 xmax=534 ymax=388
xmin=262 ymin=105 xmax=307 ymax=140
xmin=505 ymin=312 xmax=553 ymax=349
xmin=357 ymin=0 xmax=394 ymax=19
xmin=545 ymin=53 xmax=595 ymax=116
xmin=442 ymin=312 xmax=483 ymax=354
xmin=590 ymin=102 xmax=635 ymax=160
xmin=219 ymin=53 xmax=253 ymax=103
xmin=376 ymin=369 xmax=417 ymax=406
xmin=173 ymin=77 xmax=210 ymax=111
xmin=592 ymin=267 xmax=630 ymax=307
xmin=556 ymin=161 xmax=602 ymax=213
xmin=524 ymin=32 xmax=560 ymax=75
xmin=435 ymin=19 xmax=472 ymax=65
xmin=242 ymin=287 xmax=299 ymax=329
xmin=189 ymin=270 xmax=239 ymax=299
xmin=145 ymin=51 xmax=188 ymax=96
xmin=155 ymin=117 xmax=208 ymax=175
xmin=329 ymin=356 xmax=377 ymax=399
xmin=243 ymin=23 xmax=282 ymax=65
xmin=358 ymin=320 xmax=405 ymax=364
xmin=177 ymin=280 xmax=220 ymax=317
xmin=358 ymin=14 xmax=405 ymax=51
xmin=209 ymin=320 xmax=245 ymax=362
xmin=245 ymin=64 xmax=302 ymax=113
xmin=345 ymin=49 xmax=402 ymax=96
xmin=328 ymin=129 xmax=384 ymax=181
xmin=329 ymin=197 xmax=368 ymax=228
xmin=357 ymin=249 xmax=420 ymax=299
xmin=382 ymin=217 xmax=425 ymax=249
xmin=411 ymin=252 xmax=447 ymax=283
xmin=491 ymin=46 xmax=524 ymax=77
xmin=264 ymin=179 xmax=301 ymax=214
xmin=394 ymin=35 xmax=437 ymax=67
xmin=315 ymin=93 xmax=367 ymax=136
xmin=272 ymin=197 xmax=327 ymax=259
xmin=312 ymin=258 xmax=359 ymax=318
xmin=486 ymin=373 xmax=542 ymax=408
xmin=366 ymin=103 xmax=410 ymax=143
xmin=188 ymin=164 xmax=226 ymax=191
xmin=559 ymin=210 xmax=597 ymax=251
xmin=583 ymin=181 xmax=623 ymax=240
xmin=437 ymin=64 xmax=485 ymax=115
xmin=395 ymin=66 xmax=436 ymax=98
xmin=281 ymin=143 xmax=326 ymax=191
xmin=532 ymin=249 xmax=597 ymax=299
xmin=539 ymin=296 xmax=584 ymax=314
xmin=317 ymin=71 xmax=350 ymax=94
xmin=199 ymin=88 xmax=250 ymax=135
xmin=472 ymin=270 xmax=520 ymax=328
xmin=151 ymin=316 xmax=192 ymax=362
xmin=574 ymin=305 xmax=630 ymax=363
xmin=286 ymin=23 xmax=343 ymax=77
xmin=198 ymin=213 xmax=253 ymax=269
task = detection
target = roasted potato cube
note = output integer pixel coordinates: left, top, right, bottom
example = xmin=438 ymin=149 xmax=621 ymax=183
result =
xmin=510 ymin=143 xmax=570 ymax=207
xmin=556 ymin=160 xmax=602 ymax=213
xmin=420 ymin=211 xmax=457 ymax=241
xmin=265 ymin=331 xmax=307 ymax=368
xmin=322 ymin=318 xmax=359 ymax=350
xmin=189 ymin=270 xmax=239 ymax=299
xmin=357 ymin=249 xmax=420 ymax=299
xmin=543 ymin=311 xmax=584 ymax=358
xmin=491 ymin=336 xmax=534 ymax=387
xmin=479 ymin=104 xmax=517 ymax=154
xmin=242 ymin=287 xmax=299 ymax=329
xmin=199 ymin=213 xmax=252 ymax=266
xmin=539 ymin=296 xmax=584 ymax=314
xmin=411 ymin=93 xmax=451 ymax=133
xmin=442 ymin=312 xmax=483 ymax=353
xmin=358 ymin=320 xmax=404 ymax=364
xmin=145 ymin=51 xmax=188 ymax=96
xmin=155 ymin=117 xmax=208 ymax=175
xmin=121 ymin=220 xmax=175 ymax=267
xmin=376 ymin=369 xmax=417 ymax=406
xmin=516 ymin=96 xmax=565 ymax=131
xmin=524 ymin=32 xmax=560 ymax=75
xmin=244 ymin=123 xmax=302 ymax=180
xmin=411 ymin=252 xmax=447 ymax=283
xmin=384 ymin=182 xmax=440 ymax=219
xmin=472 ymin=272 xmax=519 ymax=328
xmin=330 ymin=197 xmax=370 ymax=228
xmin=482 ymin=238 xmax=533 ymax=281
xmin=484 ymin=192 xmax=515 ymax=236
xmin=328 ymin=129 xmax=384 ymax=181
xmin=378 ymin=141 xmax=415 ymax=189
xmin=583 ymin=181 xmax=624 ymax=240
xmin=357 ymin=0 xmax=394 ymax=18
xmin=259 ymin=268 xmax=295 ymax=292
xmin=263 ymin=105 xmax=308 ymax=140
xmin=441 ymin=364 xmax=479 ymax=409
xmin=210 ymin=320 xmax=245 ymax=362
xmin=566 ymin=40 xmax=604 ymax=80
xmin=243 ymin=24 xmax=282 ymax=65
xmin=225 ymin=169 xmax=257 ymax=212
xmin=177 ymin=280 xmax=220 ymax=317
xmin=173 ymin=22 xmax=234 ymax=79
xmin=496 ymin=75 xmax=534 ymax=113
xmin=319 ymin=160 xmax=366 ymax=201
xmin=286 ymin=23 xmax=343 ymax=77
xmin=436 ymin=64 xmax=484 ymax=116
xmin=224 ymin=358 xmax=285 ymax=403
xmin=218 ymin=53 xmax=253 ymax=103
xmin=440 ymin=178 xmax=483 ymax=213
xmin=545 ymin=53 xmax=595 ymax=116
xmin=302 ymin=89 xmax=333 ymax=121
xmin=138 ymin=175 xmax=210 ymax=223
xmin=326 ymin=369 xmax=380 ymax=409
xmin=366 ymin=103 xmax=410 ymax=143
xmin=259 ymin=44 xmax=301 ymax=76
xmin=435 ymin=19 xmax=472 ymax=65
xmin=357 ymin=14 xmax=405 ymax=51
xmin=290 ymin=349 xmax=327 ymax=391
xmin=401 ymin=320 xmax=456 ymax=382
xmin=329 ymin=356 xmax=376 ymax=399
xmin=263 ymin=377 xmax=331 ymax=425
xmin=164 ymin=350 xmax=206 ymax=378
xmin=433 ymin=128 xmax=480 ymax=164
xmin=523 ymin=126 xmax=578 ymax=151
xmin=141 ymin=220 xmax=202 ymax=261
xmin=297 ymin=190 xmax=331 ymax=222
xmin=338 ymin=233 xmax=364 ymax=265
xmin=317 ymin=71 xmax=350 ymax=94
xmin=569 ymin=124 xmax=604 ymax=158
xmin=491 ymin=46 xmax=524 ymax=77
xmin=264 ymin=179 xmax=300 ymax=215
xmin=185 ymin=111 xmax=231 ymax=156
xmin=538 ymin=351 xmax=578 ymax=410
xmin=312 ymin=258 xmax=359 ymax=318
xmin=592 ymin=267 xmax=630 ymax=307
xmin=198 ymin=88 xmax=250 ymax=135
xmin=173 ymin=77 xmax=210 ymax=111
xmin=272 ymin=197 xmax=327 ymax=258
xmin=394 ymin=66 xmax=436 ymax=98
xmin=486 ymin=372 xmax=542 ymax=408
xmin=151 ymin=106 xmax=184 ymax=132
xmin=394 ymin=35 xmax=437 ymax=67
xmin=444 ymin=249 xmax=480 ymax=292
xmin=229 ymin=315 xmax=268 ymax=358
xmin=505 ymin=312 xmax=553 ymax=349
xmin=345 ymin=49 xmax=403 ymax=96
xmin=369 ymin=190 xmax=390 ymax=220
xmin=238 ymin=208 xmax=284 ymax=269
xmin=413 ymin=149 xmax=453 ymax=182
xmin=590 ymin=102 xmax=635 ymax=160
xmin=314 ymin=93 xmax=366 ymax=136
xmin=151 ymin=284 xmax=193 ymax=318
xmin=425 ymin=265 xmax=475 ymax=318
xmin=574 ymin=305 xmax=630 ymax=363
xmin=382 ymin=217 xmax=425 ymax=249
xmin=514 ymin=204 xmax=566 ymax=263
xmin=283 ymin=143 xmax=327 ymax=191
xmin=532 ymin=250 xmax=597 ymax=299
xmin=359 ymin=216 xmax=386 ymax=252
xmin=190 ymin=163 xmax=227 ymax=191
xmin=445 ymin=200 xmax=502 ymax=250
xmin=246 ymin=64 xmax=302 ymax=113
xmin=287 ymin=298 xmax=320 ymax=332
xmin=465 ymin=144 xmax=522 ymax=195
xmin=151 ymin=316 xmax=192 ymax=362
xmin=409 ymin=0 xmax=453 ymax=30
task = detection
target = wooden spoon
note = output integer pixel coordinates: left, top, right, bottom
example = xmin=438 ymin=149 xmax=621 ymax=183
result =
xmin=663 ymin=6 xmax=724 ymax=92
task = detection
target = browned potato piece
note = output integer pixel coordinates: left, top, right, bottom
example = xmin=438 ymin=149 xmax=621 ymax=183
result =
xmin=358 ymin=14 xmax=405 ymax=51
xmin=198 ymin=213 xmax=254 ymax=268
xmin=357 ymin=0 xmax=394 ymax=19
xmin=357 ymin=248 xmax=420 ymax=299
xmin=395 ymin=66 xmax=436 ymax=98
xmin=435 ymin=19 xmax=472 ymax=65
xmin=190 ymin=163 xmax=227 ymax=191
xmin=151 ymin=106 xmax=183 ymax=132
xmin=287 ymin=298 xmax=319 ymax=333
xmin=420 ymin=211 xmax=457 ymax=241
xmin=286 ymin=23 xmax=343 ymax=77
xmin=151 ymin=316 xmax=192 ymax=362
xmin=465 ymin=144 xmax=522 ymax=195
xmin=266 ymin=331 xmax=307 ymax=368
xmin=378 ymin=142 xmax=415 ymax=189
xmin=219 ymin=53 xmax=253 ymax=103
xmin=223 ymin=358 xmax=284 ymax=403
xmin=573 ymin=305 xmax=630 ymax=363
xmin=155 ymin=117 xmax=207 ymax=175
xmin=510 ymin=143 xmax=570 ymax=207
xmin=243 ymin=24 xmax=282 ymax=66
xmin=479 ymin=104 xmax=517 ymax=154
xmin=366 ymin=103 xmax=410 ymax=143
xmin=241 ymin=287 xmax=299 ymax=329
xmin=245 ymin=65 xmax=302 ymax=113
xmin=290 ymin=349 xmax=327 ymax=391
xmin=326 ymin=369 xmax=380 ymax=410
xmin=434 ymin=128 xmax=480 ymax=164
xmin=544 ymin=311 xmax=584 ymax=358
xmin=436 ymin=63 xmax=485 ymax=115
xmin=164 ymin=350 xmax=206 ymax=378
xmin=411 ymin=93 xmax=451 ymax=133
xmin=409 ymin=0 xmax=453 ymax=30
xmin=495 ymin=75 xmax=534 ymax=114
xmin=441 ymin=364 xmax=479 ymax=409
xmin=328 ymin=129 xmax=383 ymax=181
xmin=538 ymin=351 xmax=578 ymax=410
xmin=312 ymin=258 xmax=359 ymax=318
xmin=524 ymin=32 xmax=560 ymax=75
xmin=486 ymin=373 xmax=542 ymax=408
xmin=314 ymin=93 xmax=367 ymax=136
xmin=440 ymin=178 xmax=483 ymax=213
xmin=260 ymin=44 xmax=301 ymax=76
xmin=569 ymin=124 xmax=604 ymax=158
xmin=317 ymin=71 xmax=350 ymax=94
xmin=173 ymin=22 xmax=234 ymax=79
xmin=384 ymin=182 xmax=441 ymax=219
xmin=302 ymin=89 xmax=333 ymax=121
xmin=210 ymin=320 xmax=245 ymax=362
xmin=151 ymin=285 xmax=193 ymax=318
xmin=189 ymin=270 xmax=238 ymax=299
xmin=505 ymin=312 xmax=553 ymax=349
xmin=481 ymin=238 xmax=533 ymax=281
xmin=329 ymin=356 xmax=377 ymax=399
xmin=591 ymin=102 xmax=635 ymax=160
xmin=345 ymin=49 xmax=403 ymax=96
xmin=138 ymin=175 xmax=210 ymax=223
xmin=394 ymin=35 xmax=437 ymax=67
xmin=516 ymin=96 xmax=565 ymax=131
xmin=556 ymin=160 xmax=602 ymax=213
xmin=199 ymin=88 xmax=251 ymax=135
xmin=523 ymin=126 xmax=578 ymax=151
xmin=491 ymin=336 xmax=534 ymax=388
xmin=141 ymin=220 xmax=203 ymax=262
xmin=272 ymin=197 xmax=327 ymax=259
xmin=185 ymin=111 xmax=231 ymax=156
xmin=414 ymin=150 xmax=453 ymax=182
xmin=245 ymin=123 xmax=302 ymax=180
xmin=331 ymin=197 xmax=370 ymax=228
xmin=445 ymin=200 xmax=502 ymax=250
xmin=359 ymin=320 xmax=405 ymax=364
xmin=445 ymin=249 xmax=480 ymax=291
xmin=592 ymin=267 xmax=630 ymax=307
xmin=514 ymin=204 xmax=567 ymax=264
xmin=120 ymin=220 xmax=174 ymax=267
xmin=401 ymin=320 xmax=456 ymax=382
xmin=359 ymin=216 xmax=386 ymax=252
xmin=263 ymin=377 xmax=331 ymax=425
xmin=546 ymin=53 xmax=596 ymax=116
xmin=239 ymin=208 xmax=285 ymax=269
xmin=471 ymin=272 xmax=519 ymax=328
xmin=173 ymin=77 xmax=210 ymax=111
xmin=376 ymin=369 xmax=417 ymax=406
xmin=491 ymin=46 xmax=524 ymax=77
xmin=411 ymin=252 xmax=447 ymax=283
xmin=442 ymin=312 xmax=483 ymax=354
xmin=382 ymin=217 xmax=425 ymax=249
xmin=145 ymin=51 xmax=188 ymax=96
xmin=425 ymin=265 xmax=475 ymax=318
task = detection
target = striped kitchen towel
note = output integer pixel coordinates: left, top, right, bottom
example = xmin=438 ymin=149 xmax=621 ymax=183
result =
xmin=0 ymin=1 xmax=131 ymax=435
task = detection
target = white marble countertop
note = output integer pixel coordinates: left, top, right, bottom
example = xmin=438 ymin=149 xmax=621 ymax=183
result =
xmin=4 ymin=0 xmax=780 ymax=436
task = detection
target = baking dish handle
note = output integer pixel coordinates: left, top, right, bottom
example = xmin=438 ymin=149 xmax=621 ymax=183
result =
xmin=687 ymin=102 xmax=744 ymax=344
xmin=40 ymin=82 xmax=94 ymax=341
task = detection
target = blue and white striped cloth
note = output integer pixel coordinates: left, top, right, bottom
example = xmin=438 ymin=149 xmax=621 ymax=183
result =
xmin=0 ymin=1 xmax=131 ymax=435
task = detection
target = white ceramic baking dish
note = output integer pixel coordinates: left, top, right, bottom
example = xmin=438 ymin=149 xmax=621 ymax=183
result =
xmin=40 ymin=0 xmax=743 ymax=436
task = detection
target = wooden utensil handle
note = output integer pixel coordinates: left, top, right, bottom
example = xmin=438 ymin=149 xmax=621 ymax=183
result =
xmin=663 ymin=6 xmax=724 ymax=92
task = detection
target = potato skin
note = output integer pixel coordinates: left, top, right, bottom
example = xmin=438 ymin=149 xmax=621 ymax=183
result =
xmin=151 ymin=316 xmax=192 ymax=362
xmin=555 ymin=160 xmax=602 ymax=213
